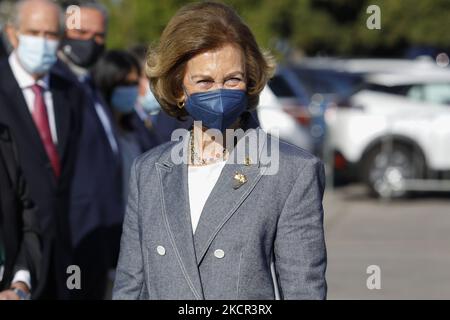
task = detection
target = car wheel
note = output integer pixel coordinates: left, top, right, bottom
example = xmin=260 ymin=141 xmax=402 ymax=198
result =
xmin=363 ymin=143 xmax=424 ymax=199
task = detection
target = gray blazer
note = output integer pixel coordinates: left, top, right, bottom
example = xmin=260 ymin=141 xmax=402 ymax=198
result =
xmin=113 ymin=128 xmax=327 ymax=300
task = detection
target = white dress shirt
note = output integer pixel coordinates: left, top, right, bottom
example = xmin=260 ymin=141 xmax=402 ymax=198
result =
xmin=8 ymin=52 xmax=58 ymax=144
xmin=188 ymin=160 xmax=227 ymax=234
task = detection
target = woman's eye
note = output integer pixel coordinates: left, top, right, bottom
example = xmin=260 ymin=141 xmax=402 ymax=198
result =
xmin=197 ymin=80 xmax=213 ymax=84
xmin=196 ymin=80 xmax=214 ymax=89
xmin=225 ymin=78 xmax=242 ymax=85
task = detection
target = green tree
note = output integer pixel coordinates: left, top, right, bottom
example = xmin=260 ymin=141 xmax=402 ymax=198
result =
xmin=100 ymin=0 xmax=450 ymax=57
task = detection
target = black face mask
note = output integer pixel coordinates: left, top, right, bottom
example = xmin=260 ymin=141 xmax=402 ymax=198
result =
xmin=61 ymin=38 xmax=105 ymax=68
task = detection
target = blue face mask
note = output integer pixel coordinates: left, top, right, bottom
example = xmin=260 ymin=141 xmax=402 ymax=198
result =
xmin=184 ymin=89 xmax=248 ymax=132
xmin=138 ymin=89 xmax=161 ymax=115
xmin=16 ymin=34 xmax=59 ymax=75
xmin=111 ymin=85 xmax=139 ymax=114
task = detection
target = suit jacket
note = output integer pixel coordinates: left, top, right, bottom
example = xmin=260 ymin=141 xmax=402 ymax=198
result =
xmin=113 ymin=128 xmax=327 ymax=300
xmin=0 ymin=35 xmax=7 ymax=60
xmin=0 ymin=58 xmax=82 ymax=298
xmin=50 ymin=59 xmax=125 ymax=299
xmin=0 ymin=124 xmax=41 ymax=293
xmin=124 ymin=111 xmax=161 ymax=153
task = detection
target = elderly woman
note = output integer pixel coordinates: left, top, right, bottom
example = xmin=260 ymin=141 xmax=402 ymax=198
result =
xmin=113 ymin=1 xmax=327 ymax=300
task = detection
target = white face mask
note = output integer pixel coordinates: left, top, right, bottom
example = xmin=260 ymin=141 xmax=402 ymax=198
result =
xmin=16 ymin=34 xmax=59 ymax=75
xmin=138 ymin=88 xmax=161 ymax=115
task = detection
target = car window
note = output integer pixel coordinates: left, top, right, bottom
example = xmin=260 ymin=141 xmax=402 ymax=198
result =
xmin=422 ymin=83 xmax=450 ymax=105
xmin=268 ymin=75 xmax=296 ymax=98
xmin=366 ymin=84 xmax=412 ymax=96
xmin=294 ymin=68 xmax=363 ymax=98
xmin=294 ymin=69 xmax=328 ymax=93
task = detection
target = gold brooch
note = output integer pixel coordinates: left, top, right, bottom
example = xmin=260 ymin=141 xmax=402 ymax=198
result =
xmin=233 ymin=172 xmax=247 ymax=189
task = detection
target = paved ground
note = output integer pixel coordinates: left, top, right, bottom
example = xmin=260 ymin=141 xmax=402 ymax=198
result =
xmin=324 ymin=184 xmax=450 ymax=300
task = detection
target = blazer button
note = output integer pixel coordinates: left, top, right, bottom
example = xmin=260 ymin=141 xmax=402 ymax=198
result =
xmin=214 ymin=249 xmax=225 ymax=259
xmin=156 ymin=245 xmax=166 ymax=256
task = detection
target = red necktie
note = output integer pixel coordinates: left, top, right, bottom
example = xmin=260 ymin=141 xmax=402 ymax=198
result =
xmin=31 ymin=84 xmax=61 ymax=178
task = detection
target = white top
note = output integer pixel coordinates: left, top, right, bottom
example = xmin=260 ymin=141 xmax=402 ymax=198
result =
xmin=9 ymin=53 xmax=58 ymax=144
xmin=188 ymin=160 xmax=227 ymax=234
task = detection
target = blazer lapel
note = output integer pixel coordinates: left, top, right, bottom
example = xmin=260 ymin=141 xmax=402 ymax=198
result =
xmin=50 ymin=76 xmax=71 ymax=160
xmin=0 ymin=65 xmax=51 ymax=165
xmin=156 ymin=135 xmax=205 ymax=299
xmin=193 ymin=129 xmax=268 ymax=265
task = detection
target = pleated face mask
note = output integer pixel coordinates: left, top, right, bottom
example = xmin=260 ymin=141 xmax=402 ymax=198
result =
xmin=16 ymin=34 xmax=59 ymax=75
xmin=111 ymin=85 xmax=139 ymax=114
xmin=184 ymin=88 xmax=248 ymax=132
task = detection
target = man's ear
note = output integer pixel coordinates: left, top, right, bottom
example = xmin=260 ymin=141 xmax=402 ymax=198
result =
xmin=5 ymin=24 xmax=19 ymax=49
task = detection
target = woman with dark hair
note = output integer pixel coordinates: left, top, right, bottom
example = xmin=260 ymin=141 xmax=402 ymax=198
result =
xmin=93 ymin=50 xmax=160 ymax=199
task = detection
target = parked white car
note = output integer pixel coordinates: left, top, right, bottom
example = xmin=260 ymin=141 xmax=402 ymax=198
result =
xmin=257 ymin=86 xmax=313 ymax=152
xmin=299 ymin=57 xmax=446 ymax=75
xmin=326 ymin=71 xmax=450 ymax=198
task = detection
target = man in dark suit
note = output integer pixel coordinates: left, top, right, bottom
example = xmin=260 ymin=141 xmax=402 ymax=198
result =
xmin=52 ymin=1 xmax=123 ymax=299
xmin=0 ymin=124 xmax=41 ymax=300
xmin=0 ymin=0 xmax=83 ymax=299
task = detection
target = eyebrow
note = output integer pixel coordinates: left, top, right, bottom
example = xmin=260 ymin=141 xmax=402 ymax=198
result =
xmin=190 ymin=71 xmax=245 ymax=80
xmin=27 ymin=28 xmax=59 ymax=35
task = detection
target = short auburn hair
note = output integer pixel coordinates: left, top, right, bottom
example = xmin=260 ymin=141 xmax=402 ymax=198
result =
xmin=146 ymin=1 xmax=275 ymax=118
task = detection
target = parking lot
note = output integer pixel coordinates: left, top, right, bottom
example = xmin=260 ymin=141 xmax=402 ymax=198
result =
xmin=324 ymin=184 xmax=450 ymax=300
